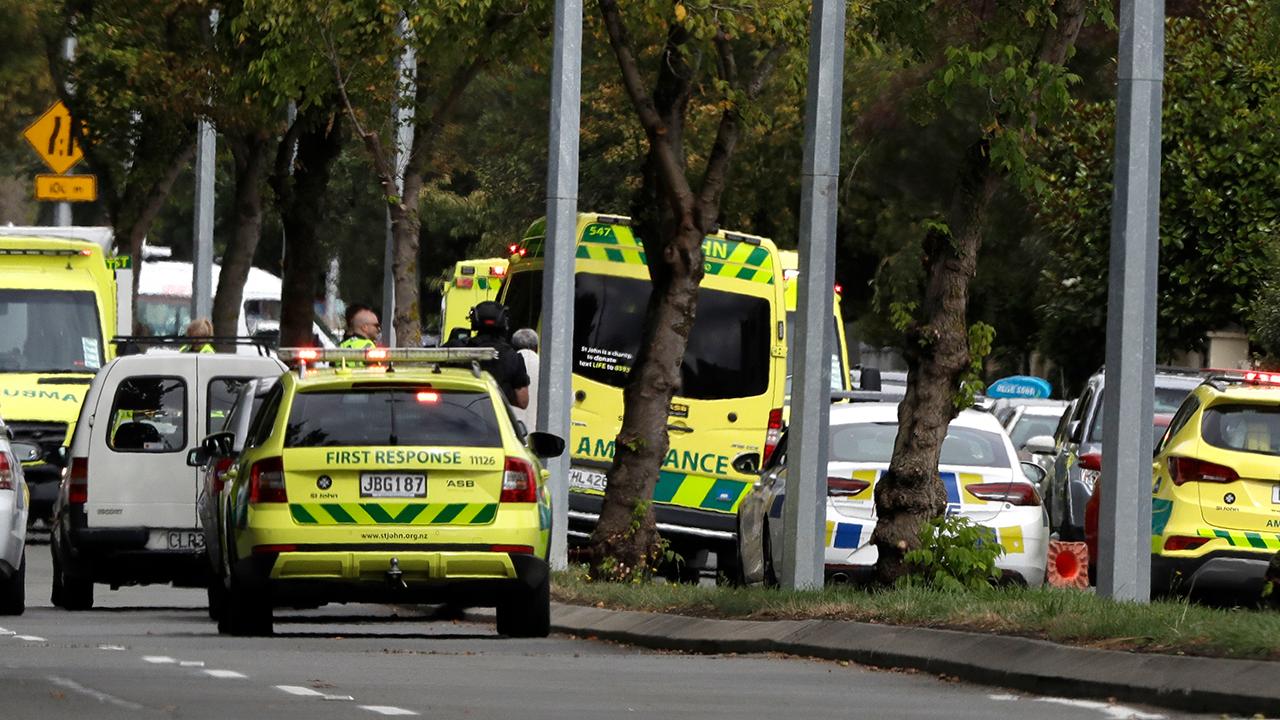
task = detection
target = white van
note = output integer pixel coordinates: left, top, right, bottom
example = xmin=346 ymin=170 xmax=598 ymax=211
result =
xmin=136 ymin=258 xmax=338 ymax=349
xmin=49 ymin=351 xmax=285 ymax=610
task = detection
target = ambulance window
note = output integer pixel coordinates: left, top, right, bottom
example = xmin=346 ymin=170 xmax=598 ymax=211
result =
xmin=207 ymin=377 xmax=253 ymax=433
xmin=573 ymin=274 xmax=771 ymax=399
xmin=107 ymin=377 xmax=187 ymax=453
xmin=0 ymin=289 xmax=103 ymax=372
xmin=503 ymin=269 xmax=543 ymax=333
xmin=1201 ymin=404 xmax=1280 ymax=456
xmin=285 ymin=389 xmax=501 ymax=448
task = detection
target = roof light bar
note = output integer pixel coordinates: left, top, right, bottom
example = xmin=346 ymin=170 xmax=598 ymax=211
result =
xmin=277 ymin=347 xmax=499 ymax=365
xmin=0 ymin=248 xmax=92 ymax=257
xmin=1203 ymin=370 xmax=1280 ymax=387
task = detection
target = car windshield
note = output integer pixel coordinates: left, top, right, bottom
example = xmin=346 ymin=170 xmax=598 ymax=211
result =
xmin=285 ymin=388 xmax=502 ymax=448
xmin=1010 ymin=414 xmax=1062 ymax=449
xmin=1088 ymin=386 xmax=1192 ymax=443
xmin=830 ymin=421 xmax=1010 ymax=467
xmin=1201 ymin=404 xmax=1280 ymax=456
xmin=0 ymin=289 xmax=103 ymax=372
xmin=137 ymin=295 xmax=191 ymax=336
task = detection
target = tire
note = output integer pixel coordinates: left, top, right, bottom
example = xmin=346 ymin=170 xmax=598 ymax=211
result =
xmin=218 ymin=567 xmax=272 ymax=636
xmin=716 ymin=543 xmax=744 ymax=587
xmin=761 ymin=521 xmax=779 ymax=588
xmin=496 ymin=571 xmax=550 ymax=638
xmin=0 ymin=551 xmax=25 ymax=616
xmin=53 ymin=551 xmax=93 ymax=611
xmin=207 ymin=580 xmax=227 ymax=622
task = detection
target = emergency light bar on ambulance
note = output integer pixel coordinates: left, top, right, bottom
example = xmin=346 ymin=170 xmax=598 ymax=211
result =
xmin=277 ymin=347 xmax=499 ymax=365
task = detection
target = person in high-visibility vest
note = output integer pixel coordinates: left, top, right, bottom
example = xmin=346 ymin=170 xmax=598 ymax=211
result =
xmin=180 ymin=318 xmax=215 ymax=353
xmin=339 ymin=304 xmax=380 ymax=350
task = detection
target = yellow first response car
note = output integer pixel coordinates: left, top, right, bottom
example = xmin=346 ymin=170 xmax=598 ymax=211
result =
xmin=205 ymin=347 xmax=560 ymax=637
xmin=1151 ymin=371 xmax=1280 ymax=597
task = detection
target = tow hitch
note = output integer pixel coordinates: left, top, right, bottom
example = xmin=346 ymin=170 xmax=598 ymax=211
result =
xmin=386 ymin=557 xmax=407 ymax=589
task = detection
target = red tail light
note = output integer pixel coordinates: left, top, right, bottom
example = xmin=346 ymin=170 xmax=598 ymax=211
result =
xmin=1163 ymin=535 xmax=1210 ymax=552
xmin=491 ymin=265 xmax=507 ymax=277
xmin=762 ymin=408 xmax=784 ymax=465
xmin=501 ymin=457 xmax=537 ymax=503
xmin=826 ymin=476 xmax=870 ymax=497
xmin=491 ymin=544 xmax=534 ymax=554
xmin=68 ymin=457 xmax=89 ymax=504
xmin=1168 ymin=457 xmax=1238 ymax=486
xmin=965 ymin=481 xmax=1041 ymax=506
xmin=249 ymin=456 xmax=287 ymax=503
xmin=456 ymin=277 xmax=474 ymax=289
xmin=0 ymin=453 xmax=13 ymax=491
xmin=1078 ymin=453 xmax=1102 ymax=471
xmin=211 ymin=456 xmax=235 ymax=494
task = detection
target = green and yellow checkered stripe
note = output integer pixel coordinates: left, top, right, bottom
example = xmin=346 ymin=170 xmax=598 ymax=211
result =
xmin=1196 ymin=527 xmax=1280 ymax=550
xmin=553 ymin=222 xmax=774 ymax=284
xmin=289 ymin=503 xmax=497 ymax=526
xmin=653 ymin=470 xmax=749 ymax=513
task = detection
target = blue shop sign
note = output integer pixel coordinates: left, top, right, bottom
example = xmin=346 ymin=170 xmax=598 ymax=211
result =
xmin=987 ymin=375 xmax=1052 ymax=399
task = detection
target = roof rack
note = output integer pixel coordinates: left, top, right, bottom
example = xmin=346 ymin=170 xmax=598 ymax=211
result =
xmin=112 ymin=335 xmax=274 ymax=357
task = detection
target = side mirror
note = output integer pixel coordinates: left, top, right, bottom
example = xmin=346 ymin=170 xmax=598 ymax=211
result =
xmin=1067 ymin=420 xmax=1082 ymax=444
xmin=1023 ymin=435 xmax=1056 ymax=456
xmin=527 ymin=431 xmax=565 ymax=459
xmin=732 ymin=452 xmax=761 ymax=476
xmin=1020 ymin=461 xmax=1047 ymax=486
xmin=860 ymin=367 xmax=882 ymax=392
xmin=202 ymin=431 xmax=235 ymax=457
xmin=187 ymin=447 xmax=211 ymax=468
xmin=9 ymin=441 xmax=40 ymax=463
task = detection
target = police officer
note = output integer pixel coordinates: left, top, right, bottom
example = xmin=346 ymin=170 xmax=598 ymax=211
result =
xmin=451 ymin=301 xmax=529 ymax=409
xmin=340 ymin=304 xmax=380 ymax=350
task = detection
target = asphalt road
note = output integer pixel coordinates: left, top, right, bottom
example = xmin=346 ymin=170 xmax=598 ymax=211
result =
xmin=0 ymin=545 xmax=1221 ymax=720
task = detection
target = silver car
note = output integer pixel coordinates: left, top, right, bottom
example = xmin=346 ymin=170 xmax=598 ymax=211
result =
xmin=1 ymin=420 xmax=39 ymax=614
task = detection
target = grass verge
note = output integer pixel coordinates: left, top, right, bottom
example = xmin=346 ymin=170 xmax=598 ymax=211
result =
xmin=552 ymin=569 xmax=1280 ymax=661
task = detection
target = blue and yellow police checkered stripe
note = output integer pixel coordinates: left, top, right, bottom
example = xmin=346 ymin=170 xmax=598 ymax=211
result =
xmin=289 ymin=502 xmax=497 ymax=526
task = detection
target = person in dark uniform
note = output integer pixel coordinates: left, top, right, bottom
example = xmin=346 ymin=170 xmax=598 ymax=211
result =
xmin=450 ymin=301 xmax=529 ymax=409
xmin=340 ymin=304 xmax=380 ymax=350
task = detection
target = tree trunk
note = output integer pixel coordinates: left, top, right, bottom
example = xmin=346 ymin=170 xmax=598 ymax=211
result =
xmin=389 ymin=172 xmax=423 ymax=346
xmin=871 ymin=0 xmax=1089 ymax=584
xmin=213 ymin=132 xmax=270 ymax=349
xmin=273 ymin=109 xmax=344 ymax=348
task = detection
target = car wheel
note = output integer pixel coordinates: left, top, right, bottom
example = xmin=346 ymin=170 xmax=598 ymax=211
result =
xmin=0 ymin=551 xmax=26 ymax=616
xmin=761 ymin=521 xmax=779 ymax=588
xmin=218 ymin=566 xmax=272 ymax=636
xmin=495 ymin=571 xmax=550 ymax=638
xmin=207 ymin=579 xmax=228 ymax=622
xmin=54 ymin=553 xmax=94 ymax=611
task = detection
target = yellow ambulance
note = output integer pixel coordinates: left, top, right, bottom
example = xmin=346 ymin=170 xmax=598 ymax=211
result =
xmin=500 ymin=213 xmax=788 ymax=578
xmin=0 ymin=227 xmax=120 ymax=525
xmin=440 ymin=258 xmax=508 ymax=343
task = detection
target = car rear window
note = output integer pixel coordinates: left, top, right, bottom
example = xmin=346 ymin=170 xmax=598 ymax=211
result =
xmin=1010 ymin=414 xmax=1061 ymax=449
xmin=830 ymin=421 xmax=1009 ymax=468
xmin=1201 ymin=404 xmax=1280 ymax=456
xmin=1088 ymin=385 xmax=1192 ymax=443
xmin=284 ymin=389 xmax=502 ymax=448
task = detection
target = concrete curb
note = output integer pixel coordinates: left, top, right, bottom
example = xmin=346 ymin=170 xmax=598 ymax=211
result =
xmin=547 ymin=603 xmax=1280 ymax=716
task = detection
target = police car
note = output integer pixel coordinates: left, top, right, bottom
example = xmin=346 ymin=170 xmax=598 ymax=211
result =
xmin=195 ymin=347 xmax=562 ymax=637
xmin=736 ymin=403 xmax=1050 ymax=586
xmin=1151 ymin=371 xmax=1280 ymax=597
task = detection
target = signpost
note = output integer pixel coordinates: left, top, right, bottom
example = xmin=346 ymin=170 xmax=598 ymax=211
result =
xmin=23 ymin=100 xmax=97 ymax=206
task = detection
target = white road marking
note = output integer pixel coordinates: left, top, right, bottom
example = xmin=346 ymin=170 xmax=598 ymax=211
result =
xmin=179 ymin=661 xmax=206 ymax=667
xmin=15 ymin=635 xmax=46 ymax=642
xmin=323 ymin=694 xmax=355 ymax=701
xmin=359 ymin=706 xmax=418 ymax=716
xmin=0 ymin=627 xmax=13 ymax=635
xmin=988 ymin=693 xmax=1165 ymax=720
xmin=203 ymin=669 xmax=247 ymax=679
xmin=48 ymin=676 xmax=145 ymax=710
xmin=143 ymin=655 xmax=176 ymax=664
xmin=277 ymin=685 xmax=325 ymax=697
xmin=97 ymin=644 xmax=127 ymax=651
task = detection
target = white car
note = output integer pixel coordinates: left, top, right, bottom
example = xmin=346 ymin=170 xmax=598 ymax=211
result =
xmin=1 ymin=421 xmax=38 ymax=614
xmin=50 ymin=351 xmax=285 ymax=610
xmin=736 ymin=403 xmax=1050 ymax=587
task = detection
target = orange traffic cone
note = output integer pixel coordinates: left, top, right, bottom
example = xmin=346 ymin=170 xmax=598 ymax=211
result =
xmin=1046 ymin=540 xmax=1090 ymax=588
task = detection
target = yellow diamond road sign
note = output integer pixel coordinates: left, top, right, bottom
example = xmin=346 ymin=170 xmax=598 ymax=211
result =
xmin=35 ymin=174 xmax=97 ymax=202
xmin=23 ymin=101 xmax=85 ymax=175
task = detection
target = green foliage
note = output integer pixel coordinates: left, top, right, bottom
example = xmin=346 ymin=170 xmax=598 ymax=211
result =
xmin=1036 ymin=1 xmax=1280 ymax=388
xmin=956 ymin=322 xmax=995 ymax=409
xmin=903 ymin=515 xmax=1005 ymax=592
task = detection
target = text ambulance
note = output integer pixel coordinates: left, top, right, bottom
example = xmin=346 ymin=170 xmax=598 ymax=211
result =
xmin=0 ymin=227 xmax=123 ymax=524
xmin=500 ymin=213 xmax=787 ymax=577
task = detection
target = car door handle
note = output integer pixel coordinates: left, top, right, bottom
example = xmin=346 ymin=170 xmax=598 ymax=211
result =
xmin=666 ymin=424 xmax=693 ymax=434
